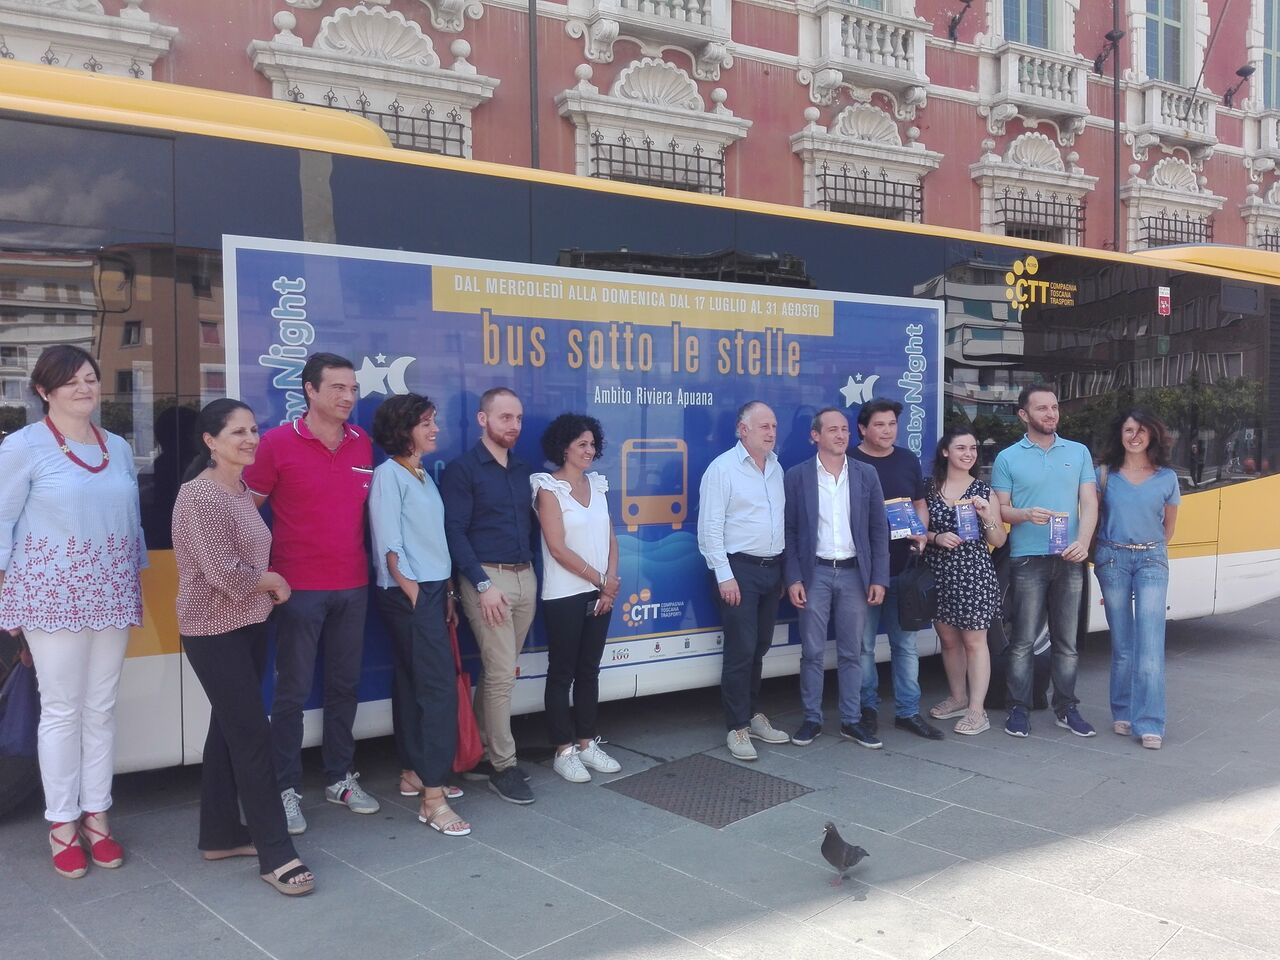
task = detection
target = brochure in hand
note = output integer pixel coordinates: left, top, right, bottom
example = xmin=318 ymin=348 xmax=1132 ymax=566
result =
xmin=954 ymin=500 xmax=981 ymax=542
xmin=885 ymin=497 xmax=926 ymax=540
xmin=1048 ymin=512 xmax=1070 ymax=554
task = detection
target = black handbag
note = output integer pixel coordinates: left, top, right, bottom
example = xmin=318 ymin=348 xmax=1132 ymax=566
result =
xmin=896 ymin=551 xmax=937 ymax=631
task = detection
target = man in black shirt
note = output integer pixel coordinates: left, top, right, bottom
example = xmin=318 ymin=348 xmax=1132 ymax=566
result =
xmin=441 ymin=387 xmax=537 ymax=803
xmin=850 ymin=399 xmax=944 ymax=740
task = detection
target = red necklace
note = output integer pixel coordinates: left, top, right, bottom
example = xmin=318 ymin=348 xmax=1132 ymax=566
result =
xmin=44 ymin=416 xmax=110 ymax=473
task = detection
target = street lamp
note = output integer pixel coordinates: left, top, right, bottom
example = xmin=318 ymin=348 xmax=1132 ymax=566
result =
xmin=1093 ymin=26 xmax=1126 ymax=250
xmin=1223 ymin=64 xmax=1256 ymax=109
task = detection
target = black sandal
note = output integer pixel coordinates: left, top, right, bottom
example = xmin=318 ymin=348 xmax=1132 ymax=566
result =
xmin=261 ymin=863 xmax=315 ymax=896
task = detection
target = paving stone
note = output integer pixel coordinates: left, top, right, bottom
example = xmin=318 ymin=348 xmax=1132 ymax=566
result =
xmin=705 ymin=912 xmax=884 ymax=960
xmin=522 ymin=910 xmax=719 ymax=959
xmin=927 ymin=925 xmax=1072 ymax=960
xmin=0 ymin=904 xmax=109 ymax=960
xmin=897 ymin=804 xmax=1135 ymax=893
xmin=1145 ymin=927 xmax=1280 ymax=960
xmin=1091 ymin=854 xmax=1280 ymax=955
xmin=788 ymin=775 xmax=948 ymax=835
xmin=909 ymin=861 xmax=1175 ymax=960
xmin=780 ymin=822 xmax=960 ymax=896
xmin=1101 ymin=814 xmax=1280 ymax=893
xmin=807 ymin=879 xmax=975 ymax=959
xmin=935 ymin=772 xmax=1132 ymax=843
xmin=61 ymin=880 xmax=270 ymax=959
xmin=379 ymin=842 xmax=616 ymax=957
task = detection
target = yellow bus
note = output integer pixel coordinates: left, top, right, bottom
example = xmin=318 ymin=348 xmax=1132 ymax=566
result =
xmin=0 ymin=60 xmax=1276 ymax=812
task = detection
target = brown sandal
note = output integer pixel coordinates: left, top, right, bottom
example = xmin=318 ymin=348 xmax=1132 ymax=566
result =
xmin=954 ymin=710 xmax=990 ymax=735
xmin=261 ymin=860 xmax=315 ymax=896
xmin=930 ymin=696 xmax=968 ymax=720
xmin=399 ymin=772 xmax=464 ymax=800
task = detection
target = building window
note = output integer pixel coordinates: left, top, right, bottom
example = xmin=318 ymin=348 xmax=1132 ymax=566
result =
xmin=121 ymin=321 xmax=141 ymax=347
xmin=857 ymin=0 xmax=886 ymax=9
xmin=324 ymin=97 xmax=466 ymax=158
xmin=589 ymin=132 xmax=725 ymax=195
xmin=996 ymin=187 xmax=1085 ymax=245
xmin=1146 ymin=0 xmax=1183 ymax=84
xmin=1005 ymin=0 xmax=1050 ymax=47
xmin=1266 ymin=0 xmax=1280 ymax=108
xmin=0 ymin=346 xmax=24 ymax=367
xmin=1140 ymin=210 xmax=1213 ymax=246
xmin=814 ymin=164 xmax=923 ymax=222
xmin=115 ymin=371 xmax=134 ymax=395
xmin=199 ymin=321 xmax=221 ymax=347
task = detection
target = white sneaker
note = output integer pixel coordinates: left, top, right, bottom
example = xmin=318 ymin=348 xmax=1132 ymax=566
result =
xmin=749 ymin=713 xmax=791 ymax=744
xmin=727 ymin=728 xmax=758 ymax=761
xmin=281 ymin=788 xmax=307 ymax=835
xmin=577 ymin=737 xmax=621 ymax=774
xmin=553 ymin=748 xmax=591 ymax=783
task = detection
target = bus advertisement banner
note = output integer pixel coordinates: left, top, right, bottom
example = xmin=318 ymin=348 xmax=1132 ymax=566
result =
xmin=223 ymin=236 xmax=943 ymax=687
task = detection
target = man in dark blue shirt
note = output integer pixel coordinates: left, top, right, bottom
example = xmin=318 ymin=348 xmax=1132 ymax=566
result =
xmin=441 ymin=387 xmax=537 ymax=804
xmin=851 ymin=399 xmax=944 ymax=741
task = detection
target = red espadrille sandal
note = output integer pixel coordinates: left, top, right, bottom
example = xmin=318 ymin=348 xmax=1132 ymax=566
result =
xmin=79 ymin=812 xmax=123 ymax=869
xmin=50 ymin=823 xmax=87 ymax=879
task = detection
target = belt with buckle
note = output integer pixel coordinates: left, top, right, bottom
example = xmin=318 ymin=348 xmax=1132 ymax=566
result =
xmin=482 ymin=561 xmax=532 ymax=572
xmin=815 ymin=556 xmax=857 ymax=568
xmin=1099 ymin=541 xmax=1164 ymax=551
xmin=728 ymin=552 xmax=780 ymax=567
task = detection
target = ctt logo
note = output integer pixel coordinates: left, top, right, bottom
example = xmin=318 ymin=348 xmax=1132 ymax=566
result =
xmin=622 ymin=588 xmax=661 ymax=627
xmin=1005 ymin=256 xmax=1050 ymax=312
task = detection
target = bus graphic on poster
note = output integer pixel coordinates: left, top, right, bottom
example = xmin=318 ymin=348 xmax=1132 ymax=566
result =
xmin=223 ymin=235 xmax=944 ymax=713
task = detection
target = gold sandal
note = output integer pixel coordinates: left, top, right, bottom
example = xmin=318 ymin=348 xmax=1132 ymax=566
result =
xmin=954 ymin=710 xmax=990 ymax=735
xmin=419 ymin=796 xmax=471 ymax=837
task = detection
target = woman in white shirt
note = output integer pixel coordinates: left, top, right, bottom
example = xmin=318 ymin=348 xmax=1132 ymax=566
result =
xmin=532 ymin=414 xmax=623 ymax=783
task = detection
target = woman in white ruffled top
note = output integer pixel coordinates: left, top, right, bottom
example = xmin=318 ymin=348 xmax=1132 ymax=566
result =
xmin=531 ymin=413 xmax=623 ymax=784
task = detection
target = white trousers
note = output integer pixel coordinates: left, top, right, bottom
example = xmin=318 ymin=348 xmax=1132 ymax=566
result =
xmin=24 ymin=627 xmax=129 ymax=823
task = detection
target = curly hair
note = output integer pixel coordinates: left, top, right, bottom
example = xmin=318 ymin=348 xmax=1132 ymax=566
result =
xmin=1101 ymin=408 xmax=1171 ymax=470
xmin=540 ymin=413 xmax=605 ymax=466
xmin=371 ymin=393 xmax=435 ymax=457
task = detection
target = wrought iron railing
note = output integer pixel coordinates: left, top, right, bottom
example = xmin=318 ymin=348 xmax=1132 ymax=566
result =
xmin=814 ymin=163 xmax=922 ymax=222
xmin=588 ymin=133 xmax=725 ymax=194
xmin=996 ymin=188 xmax=1085 ymax=246
xmin=1140 ymin=211 xmax=1213 ymax=247
xmin=295 ymin=88 xmax=466 ymax=157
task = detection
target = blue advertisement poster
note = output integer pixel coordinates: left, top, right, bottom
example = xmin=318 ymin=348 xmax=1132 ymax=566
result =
xmin=224 ymin=236 xmax=943 ymax=702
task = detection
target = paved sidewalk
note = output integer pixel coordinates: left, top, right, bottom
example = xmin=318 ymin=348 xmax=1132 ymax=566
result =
xmin=3 ymin=598 xmax=1280 ymax=960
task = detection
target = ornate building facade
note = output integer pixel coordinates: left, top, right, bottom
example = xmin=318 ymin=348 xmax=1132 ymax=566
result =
xmin=4 ymin=0 xmax=1280 ymax=251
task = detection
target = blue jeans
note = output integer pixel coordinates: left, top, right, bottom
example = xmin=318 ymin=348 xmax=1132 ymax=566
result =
xmin=798 ymin=564 xmax=867 ymax=726
xmin=1094 ymin=544 xmax=1169 ymax=737
xmin=1007 ymin=555 xmax=1083 ymax=714
xmin=860 ymin=575 xmax=921 ymax=718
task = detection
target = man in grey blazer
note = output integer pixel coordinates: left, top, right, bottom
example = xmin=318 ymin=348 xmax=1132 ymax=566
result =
xmin=784 ymin=407 xmax=890 ymax=748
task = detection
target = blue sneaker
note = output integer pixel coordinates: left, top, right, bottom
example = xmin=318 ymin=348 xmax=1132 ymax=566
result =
xmin=840 ymin=722 xmax=882 ymax=749
xmin=1055 ymin=705 xmax=1096 ymax=737
xmin=791 ymin=721 xmax=822 ymax=746
xmin=1004 ymin=706 xmax=1030 ymax=737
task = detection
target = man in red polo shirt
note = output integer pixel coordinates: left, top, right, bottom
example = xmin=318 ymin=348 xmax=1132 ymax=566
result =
xmin=244 ymin=352 xmax=379 ymax=835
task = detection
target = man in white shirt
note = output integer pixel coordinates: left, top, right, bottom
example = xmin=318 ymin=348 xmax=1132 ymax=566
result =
xmin=783 ymin=408 xmax=890 ymax=749
xmin=697 ymin=401 xmax=792 ymax=761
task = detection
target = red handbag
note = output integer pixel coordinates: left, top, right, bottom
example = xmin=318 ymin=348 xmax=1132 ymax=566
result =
xmin=450 ymin=622 xmax=484 ymax=773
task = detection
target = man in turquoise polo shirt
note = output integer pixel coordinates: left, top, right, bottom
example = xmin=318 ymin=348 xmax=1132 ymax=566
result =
xmin=991 ymin=384 xmax=1098 ymax=739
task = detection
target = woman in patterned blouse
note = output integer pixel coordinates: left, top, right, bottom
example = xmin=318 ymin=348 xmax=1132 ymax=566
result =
xmin=171 ymin=399 xmax=314 ymax=897
xmin=0 ymin=345 xmax=146 ymax=880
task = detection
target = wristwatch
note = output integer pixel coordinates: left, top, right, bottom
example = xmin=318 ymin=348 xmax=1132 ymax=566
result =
xmin=476 ymin=579 xmax=493 ymax=594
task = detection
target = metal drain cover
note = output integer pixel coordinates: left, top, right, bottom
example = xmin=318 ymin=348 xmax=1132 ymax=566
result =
xmin=603 ymin=752 xmax=813 ymax=828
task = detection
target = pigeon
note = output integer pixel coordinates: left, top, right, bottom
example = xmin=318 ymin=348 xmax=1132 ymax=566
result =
xmin=821 ymin=822 xmax=869 ymax=886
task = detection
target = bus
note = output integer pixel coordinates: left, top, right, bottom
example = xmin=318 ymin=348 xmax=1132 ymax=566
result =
xmin=0 ymin=59 xmax=1277 ymax=813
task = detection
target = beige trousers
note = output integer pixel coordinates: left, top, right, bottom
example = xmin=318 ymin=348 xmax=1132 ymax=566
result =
xmin=457 ymin=565 xmax=537 ymax=771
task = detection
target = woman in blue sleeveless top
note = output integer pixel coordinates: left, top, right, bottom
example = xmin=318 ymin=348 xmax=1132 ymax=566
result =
xmin=1094 ymin=409 xmax=1179 ymax=750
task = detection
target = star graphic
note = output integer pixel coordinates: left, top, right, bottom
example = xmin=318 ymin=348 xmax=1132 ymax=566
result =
xmin=839 ymin=375 xmax=860 ymax=407
xmin=374 ymin=353 xmax=387 ymax=364
xmin=354 ymin=356 xmax=389 ymax=398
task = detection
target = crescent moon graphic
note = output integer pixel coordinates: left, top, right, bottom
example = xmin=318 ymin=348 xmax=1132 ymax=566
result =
xmin=860 ymin=374 xmax=879 ymax=399
xmin=386 ymin=356 xmax=415 ymax=394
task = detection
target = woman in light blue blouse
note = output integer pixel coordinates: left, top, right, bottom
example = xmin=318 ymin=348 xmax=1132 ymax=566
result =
xmin=0 ymin=345 xmax=146 ymax=878
xmin=369 ymin=393 xmax=469 ymax=836
xmin=1095 ymin=409 xmax=1179 ymax=750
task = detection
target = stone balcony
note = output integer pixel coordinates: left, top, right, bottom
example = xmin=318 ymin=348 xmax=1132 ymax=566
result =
xmin=1128 ymin=79 xmax=1218 ymax=161
xmin=983 ymin=42 xmax=1089 ymax=144
xmin=565 ymin=0 xmax=733 ymax=80
xmin=801 ymin=0 xmax=928 ymax=114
